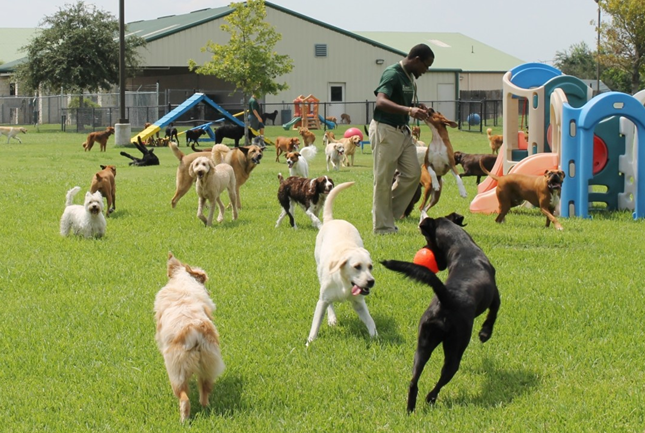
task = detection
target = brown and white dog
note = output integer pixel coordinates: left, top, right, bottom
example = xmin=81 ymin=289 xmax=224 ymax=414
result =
xmin=418 ymin=109 xmax=467 ymax=212
xmin=486 ymin=128 xmax=503 ymax=155
xmin=276 ymin=173 xmax=334 ymax=230
xmin=339 ymin=135 xmax=362 ymax=167
xmin=326 ymin=116 xmax=338 ymax=124
xmin=275 ymin=136 xmax=300 ymax=162
xmin=453 ymin=151 xmax=497 ymax=184
xmin=325 ymin=142 xmax=345 ymax=172
xmin=340 ymin=113 xmax=351 ymax=124
xmin=154 ymin=253 xmax=225 ymax=423
xmin=298 ymin=127 xmax=316 ymax=147
xmin=90 ymin=165 xmax=116 ymax=216
xmin=0 ymin=126 xmax=27 ymax=144
xmin=480 ymin=160 xmax=565 ymax=230
xmin=83 ymin=126 xmax=115 ymax=152
xmin=322 ymin=131 xmax=336 ymax=147
xmin=190 ymin=156 xmax=237 ymax=226
xmin=211 ymin=144 xmax=264 ymax=210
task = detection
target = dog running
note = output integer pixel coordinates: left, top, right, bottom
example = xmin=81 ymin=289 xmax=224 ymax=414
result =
xmin=382 ymin=212 xmax=500 ymax=411
xmin=0 ymin=126 xmax=27 ymax=144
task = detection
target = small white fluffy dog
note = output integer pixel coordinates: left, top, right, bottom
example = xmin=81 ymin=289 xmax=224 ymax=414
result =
xmin=325 ymin=142 xmax=345 ymax=172
xmin=190 ymin=156 xmax=237 ymax=226
xmin=154 ymin=252 xmax=225 ymax=423
xmin=59 ymin=186 xmax=106 ymax=238
xmin=0 ymin=126 xmax=27 ymax=143
xmin=307 ymin=181 xmax=376 ymax=345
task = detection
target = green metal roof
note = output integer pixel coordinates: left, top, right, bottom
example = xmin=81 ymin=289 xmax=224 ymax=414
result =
xmin=355 ymin=31 xmax=525 ymax=73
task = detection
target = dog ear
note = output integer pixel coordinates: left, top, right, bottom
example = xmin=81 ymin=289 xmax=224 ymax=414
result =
xmin=308 ymin=179 xmax=318 ymax=195
xmin=185 ymin=264 xmax=208 ymax=284
xmin=167 ymin=253 xmax=182 ymax=278
xmin=100 ymin=165 xmax=107 ymax=170
xmin=329 ymin=257 xmax=348 ymax=274
xmin=445 ymin=212 xmax=466 ymax=227
xmin=188 ymin=161 xmax=196 ymax=178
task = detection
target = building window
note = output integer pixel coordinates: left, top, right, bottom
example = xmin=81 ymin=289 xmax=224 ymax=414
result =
xmin=330 ymin=86 xmax=343 ymax=102
xmin=9 ymin=83 xmax=16 ymax=96
xmin=314 ymin=44 xmax=327 ymax=57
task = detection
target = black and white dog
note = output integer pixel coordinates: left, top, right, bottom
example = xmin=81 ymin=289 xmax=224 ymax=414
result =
xmin=120 ymin=137 xmax=160 ymax=166
xmin=381 ymin=212 xmax=500 ymax=412
xmin=275 ymin=174 xmax=334 ymax=230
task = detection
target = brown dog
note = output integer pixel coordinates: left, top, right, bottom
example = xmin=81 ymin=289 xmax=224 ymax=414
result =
xmin=83 ymin=126 xmax=115 ymax=152
xmin=340 ymin=113 xmax=351 ymax=124
xmin=298 ymin=127 xmax=316 ymax=147
xmin=480 ymin=160 xmax=565 ymax=230
xmin=326 ymin=116 xmax=337 ymax=124
xmin=454 ymin=151 xmax=497 ymax=184
xmin=275 ymin=136 xmax=301 ymax=162
xmin=339 ymin=135 xmax=361 ymax=167
xmin=486 ymin=128 xmax=503 ymax=155
xmin=90 ymin=165 xmax=116 ymax=216
xmin=211 ymin=144 xmax=264 ymax=210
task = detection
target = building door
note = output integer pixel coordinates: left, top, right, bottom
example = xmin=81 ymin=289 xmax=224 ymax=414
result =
xmin=327 ymin=83 xmax=346 ymax=122
xmin=437 ymin=83 xmax=456 ymax=120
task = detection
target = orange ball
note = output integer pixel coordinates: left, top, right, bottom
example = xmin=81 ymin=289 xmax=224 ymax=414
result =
xmin=413 ymin=248 xmax=439 ymax=273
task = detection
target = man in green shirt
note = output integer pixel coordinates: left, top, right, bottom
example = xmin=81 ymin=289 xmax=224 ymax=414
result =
xmin=248 ymin=94 xmax=265 ymax=136
xmin=369 ymin=44 xmax=434 ymax=234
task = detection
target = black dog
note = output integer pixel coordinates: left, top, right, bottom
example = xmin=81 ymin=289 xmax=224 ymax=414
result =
xmin=165 ymin=124 xmax=178 ymax=142
xmin=214 ymin=124 xmax=255 ymax=147
xmin=381 ymin=212 xmax=500 ymax=412
xmin=120 ymin=137 xmax=160 ymax=166
xmin=185 ymin=128 xmax=208 ymax=146
xmin=454 ymin=151 xmax=497 ymax=184
xmin=261 ymin=110 xmax=278 ymax=125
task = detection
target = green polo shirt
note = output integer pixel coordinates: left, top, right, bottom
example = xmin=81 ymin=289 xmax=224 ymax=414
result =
xmin=373 ymin=63 xmax=415 ymax=127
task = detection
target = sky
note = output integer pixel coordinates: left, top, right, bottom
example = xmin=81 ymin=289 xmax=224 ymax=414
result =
xmin=6 ymin=0 xmax=601 ymax=65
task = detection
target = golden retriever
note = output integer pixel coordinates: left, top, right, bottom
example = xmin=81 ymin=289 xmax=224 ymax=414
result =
xmin=190 ymin=156 xmax=238 ymax=226
xmin=154 ymin=253 xmax=225 ymax=422
xmin=339 ymin=135 xmax=362 ymax=167
xmin=486 ymin=128 xmax=503 ymax=154
xmin=298 ymin=127 xmax=316 ymax=147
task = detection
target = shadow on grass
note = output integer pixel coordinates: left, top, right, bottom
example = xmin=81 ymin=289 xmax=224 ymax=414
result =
xmin=423 ymin=354 xmax=539 ymax=410
xmin=343 ymin=311 xmax=405 ymax=346
xmin=191 ymin=373 xmax=245 ymax=419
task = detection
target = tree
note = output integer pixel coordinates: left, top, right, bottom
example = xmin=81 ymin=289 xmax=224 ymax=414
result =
xmin=188 ymin=0 xmax=294 ymax=144
xmin=15 ymin=1 xmax=145 ymax=97
xmin=600 ymin=0 xmax=645 ymax=93
xmin=554 ymin=42 xmax=598 ymax=79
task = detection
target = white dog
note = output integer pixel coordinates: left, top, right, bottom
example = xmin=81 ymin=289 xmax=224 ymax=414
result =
xmin=307 ymin=181 xmax=376 ymax=345
xmin=286 ymin=145 xmax=317 ymax=178
xmin=0 ymin=126 xmax=27 ymax=143
xmin=325 ymin=142 xmax=345 ymax=172
xmin=59 ymin=186 xmax=106 ymax=238
xmin=190 ymin=156 xmax=237 ymax=226
xmin=154 ymin=252 xmax=225 ymax=422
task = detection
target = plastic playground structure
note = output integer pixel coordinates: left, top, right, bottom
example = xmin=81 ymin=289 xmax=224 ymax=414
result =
xmin=470 ymin=62 xmax=645 ymax=220
xmin=282 ymin=94 xmax=336 ymax=130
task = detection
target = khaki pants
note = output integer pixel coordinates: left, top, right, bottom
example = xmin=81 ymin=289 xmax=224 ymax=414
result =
xmin=369 ymin=119 xmax=421 ymax=233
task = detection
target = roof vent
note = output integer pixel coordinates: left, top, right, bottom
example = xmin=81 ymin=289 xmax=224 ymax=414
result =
xmin=314 ymin=44 xmax=327 ymax=57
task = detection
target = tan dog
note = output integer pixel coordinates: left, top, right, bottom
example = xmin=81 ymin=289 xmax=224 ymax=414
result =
xmin=486 ymin=128 xmax=503 ymax=155
xmin=298 ymin=127 xmax=316 ymax=147
xmin=275 ymin=136 xmax=300 ymax=162
xmin=322 ymin=131 xmax=336 ymax=147
xmin=211 ymin=144 xmax=264 ymax=210
xmin=339 ymin=135 xmax=361 ymax=167
xmin=83 ymin=126 xmax=115 ymax=152
xmin=154 ymin=253 xmax=225 ymax=423
xmin=326 ymin=116 xmax=337 ymax=124
xmin=190 ymin=156 xmax=237 ymax=226
xmin=170 ymin=142 xmax=209 ymax=208
xmin=90 ymin=165 xmax=116 ymax=216
xmin=418 ymin=109 xmax=467 ymax=213
xmin=340 ymin=113 xmax=351 ymax=124
xmin=0 ymin=126 xmax=27 ymax=143
xmin=480 ymin=160 xmax=565 ymax=230
xmin=325 ymin=142 xmax=345 ymax=172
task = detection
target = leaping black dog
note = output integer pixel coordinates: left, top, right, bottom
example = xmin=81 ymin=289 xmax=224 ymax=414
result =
xmin=381 ymin=212 xmax=500 ymax=412
xmin=120 ymin=136 xmax=160 ymax=166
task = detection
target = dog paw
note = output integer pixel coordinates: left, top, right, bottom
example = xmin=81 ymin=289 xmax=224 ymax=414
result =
xmin=478 ymin=329 xmax=491 ymax=342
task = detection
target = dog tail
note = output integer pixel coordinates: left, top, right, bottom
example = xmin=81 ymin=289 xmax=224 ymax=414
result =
xmin=65 ymin=186 xmax=81 ymax=207
xmin=322 ymin=181 xmax=354 ymax=223
xmin=478 ymin=158 xmax=500 ymax=181
xmin=211 ymin=144 xmax=230 ymax=165
xmin=169 ymin=141 xmax=185 ymax=161
xmin=381 ymin=260 xmax=457 ymax=309
xmin=300 ymin=145 xmax=317 ymax=162
xmin=487 ymin=128 xmax=492 ymax=138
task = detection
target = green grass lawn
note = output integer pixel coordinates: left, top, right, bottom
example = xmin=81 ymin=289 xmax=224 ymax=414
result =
xmin=1 ymin=123 xmax=644 ymax=432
